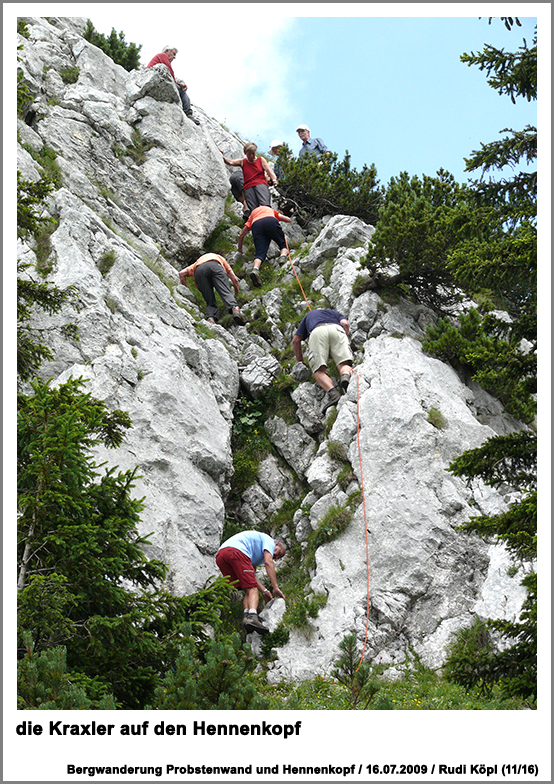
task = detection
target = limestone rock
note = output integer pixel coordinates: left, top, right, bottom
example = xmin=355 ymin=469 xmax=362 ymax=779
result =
xmin=17 ymin=16 xmax=529 ymax=680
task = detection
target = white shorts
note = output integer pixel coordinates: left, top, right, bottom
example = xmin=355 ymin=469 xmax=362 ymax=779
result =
xmin=306 ymin=323 xmax=353 ymax=372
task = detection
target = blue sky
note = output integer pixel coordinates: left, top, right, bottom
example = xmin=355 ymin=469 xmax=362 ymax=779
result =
xmin=26 ymin=4 xmax=541 ymax=188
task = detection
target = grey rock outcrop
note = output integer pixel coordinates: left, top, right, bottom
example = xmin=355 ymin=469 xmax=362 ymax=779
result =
xmin=17 ymin=17 xmax=528 ymax=680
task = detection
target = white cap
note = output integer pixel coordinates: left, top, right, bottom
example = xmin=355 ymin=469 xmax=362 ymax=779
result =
xmin=270 ymin=139 xmax=283 ymax=149
xmin=296 ymin=124 xmax=310 ymax=132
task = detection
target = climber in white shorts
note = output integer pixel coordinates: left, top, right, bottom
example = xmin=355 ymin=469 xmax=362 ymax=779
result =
xmin=292 ymin=308 xmax=353 ymax=414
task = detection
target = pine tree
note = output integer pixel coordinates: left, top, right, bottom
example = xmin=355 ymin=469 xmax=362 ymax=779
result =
xmin=17 ymin=171 xmax=79 ymax=382
xmin=360 ymin=169 xmax=466 ymax=312
xmin=275 ymin=146 xmax=382 ymax=226
xmin=331 ymin=634 xmax=382 ymax=709
xmin=83 ymin=20 xmax=142 ymax=72
xmin=150 ymin=628 xmax=268 ymax=710
xmin=18 ymin=633 xmax=116 ymax=709
xmin=437 ymin=19 xmax=537 ymax=700
xmin=17 ymin=375 xmax=233 ymax=708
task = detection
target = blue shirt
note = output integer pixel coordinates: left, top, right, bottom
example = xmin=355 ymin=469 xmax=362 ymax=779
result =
xmin=219 ymin=531 xmax=275 ymax=567
xmin=299 ymin=137 xmax=328 ymax=158
xmin=295 ymin=309 xmax=346 ymax=341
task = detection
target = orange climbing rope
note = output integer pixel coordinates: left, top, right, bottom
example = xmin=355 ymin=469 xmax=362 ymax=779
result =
xmin=285 ymin=237 xmax=311 ymax=311
xmin=285 ymin=237 xmax=371 ymax=668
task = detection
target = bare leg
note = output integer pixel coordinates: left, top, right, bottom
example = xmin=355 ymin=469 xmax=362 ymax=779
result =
xmin=313 ymin=365 xmax=335 ymax=392
xmin=243 ymin=586 xmax=259 ymax=611
xmin=337 ymin=361 xmax=353 ymax=381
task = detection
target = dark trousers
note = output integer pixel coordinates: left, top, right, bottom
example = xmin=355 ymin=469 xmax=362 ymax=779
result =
xmin=252 ymin=216 xmax=287 ymax=262
xmin=194 ymin=260 xmax=237 ymax=320
xmin=230 ymin=171 xmax=244 ymax=202
xmin=177 ymin=85 xmax=192 ymax=116
xmin=244 ymin=183 xmax=271 ymax=211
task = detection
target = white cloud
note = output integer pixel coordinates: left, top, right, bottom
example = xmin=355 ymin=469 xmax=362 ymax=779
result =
xmin=59 ymin=5 xmax=301 ymax=152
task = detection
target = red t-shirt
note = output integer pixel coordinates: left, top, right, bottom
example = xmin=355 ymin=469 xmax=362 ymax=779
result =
xmin=147 ymin=53 xmax=176 ymax=82
xmin=242 ymin=157 xmax=266 ymax=190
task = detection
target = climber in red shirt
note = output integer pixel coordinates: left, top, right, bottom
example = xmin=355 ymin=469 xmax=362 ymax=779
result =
xmin=220 ymin=143 xmax=277 ymax=215
xmin=147 ymin=46 xmax=199 ymax=125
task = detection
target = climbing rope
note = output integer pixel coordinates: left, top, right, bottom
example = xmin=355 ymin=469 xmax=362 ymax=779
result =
xmin=286 ymin=238 xmax=371 ymax=669
xmin=284 ymin=237 xmax=311 ymax=311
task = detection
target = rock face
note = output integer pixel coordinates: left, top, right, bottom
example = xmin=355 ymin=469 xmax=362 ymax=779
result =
xmin=17 ymin=17 xmax=528 ymax=679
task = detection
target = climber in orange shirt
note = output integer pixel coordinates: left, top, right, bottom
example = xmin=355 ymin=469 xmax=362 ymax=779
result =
xmin=179 ymin=253 xmax=246 ymax=326
xmin=237 ymin=206 xmax=291 ymax=288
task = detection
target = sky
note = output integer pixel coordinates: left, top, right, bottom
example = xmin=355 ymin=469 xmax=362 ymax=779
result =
xmin=9 ymin=3 xmax=545 ymax=188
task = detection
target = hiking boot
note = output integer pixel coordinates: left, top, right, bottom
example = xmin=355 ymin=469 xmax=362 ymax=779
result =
xmin=187 ymin=113 xmax=201 ymax=126
xmin=340 ymin=372 xmax=352 ymax=392
xmin=321 ymin=387 xmax=341 ymax=414
xmin=243 ymin=613 xmax=269 ymax=635
xmin=249 ymin=267 xmax=262 ymax=288
xmin=232 ymin=307 xmax=246 ymax=325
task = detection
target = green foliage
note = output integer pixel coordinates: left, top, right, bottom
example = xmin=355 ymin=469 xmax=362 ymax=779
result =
xmin=362 ymin=169 xmax=465 ymax=312
xmin=83 ymin=20 xmax=142 ymax=72
xmin=423 ymin=310 xmax=536 ymax=423
xmin=260 ymin=625 xmax=291 ymax=658
xmin=276 ymin=146 xmax=382 ymax=226
xmin=427 ymin=407 xmax=446 ymax=429
xmin=460 ymin=24 xmax=536 ymax=103
xmin=430 ymin=19 xmax=537 ymax=702
xmin=442 ymin=619 xmax=497 ymax=694
xmin=337 ymin=463 xmax=356 ymax=490
xmin=228 ymin=395 xmax=273 ymax=501
xmin=18 ymin=19 xmax=30 ymax=38
xmin=97 ymin=249 xmax=117 ymax=277
xmin=264 ymin=663 xmax=531 ymax=710
xmin=444 ymin=587 xmax=537 ymax=702
xmin=17 ymin=170 xmax=54 ymax=240
xmin=17 ymin=376 xmax=239 ymax=709
xmin=60 ymin=66 xmax=80 ymax=84
xmin=327 ymin=440 xmax=349 ymax=463
xmin=331 ymin=634 xmax=384 ymax=709
xmin=448 ymin=431 xmax=537 ymax=560
xmin=124 ymin=128 xmax=158 ymax=165
xmin=17 ymin=23 xmax=32 ymax=116
xmin=446 ymin=430 xmax=537 ymax=701
xmin=150 ymin=628 xmax=268 ymax=710
xmin=17 ymin=171 xmax=78 ymax=382
xmin=310 ymin=505 xmax=353 ymax=551
xmin=18 ymin=633 xmax=117 ymax=710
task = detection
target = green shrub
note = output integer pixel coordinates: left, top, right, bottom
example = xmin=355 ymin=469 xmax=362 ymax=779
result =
xmin=327 ymin=440 xmax=349 ymax=463
xmin=261 ymin=625 xmax=290 ymax=658
xmin=60 ymin=66 xmax=80 ymax=84
xmin=124 ymin=129 xmax=158 ymax=165
xmin=311 ymin=505 xmax=353 ymax=550
xmin=97 ymin=250 xmax=116 ymax=277
xmin=331 ymin=633 xmax=384 ymax=709
xmin=338 ymin=464 xmax=356 ymax=490
xmin=83 ymin=20 xmax=141 ymax=72
xmin=276 ymin=146 xmax=382 ymax=226
xmin=442 ymin=619 xmax=498 ymax=695
xmin=427 ymin=407 xmax=446 ymax=429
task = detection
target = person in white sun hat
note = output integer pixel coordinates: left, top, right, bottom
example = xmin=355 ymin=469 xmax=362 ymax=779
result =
xmin=296 ymin=124 xmax=329 ymax=158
